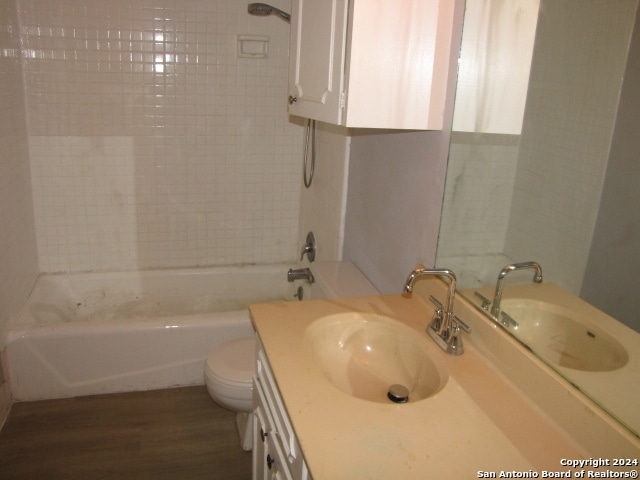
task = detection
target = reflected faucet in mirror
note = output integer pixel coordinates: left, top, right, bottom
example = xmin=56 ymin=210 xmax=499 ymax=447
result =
xmin=403 ymin=265 xmax=471 ymax=356
xmin=490 ymin=261 xmax=543 ymax=318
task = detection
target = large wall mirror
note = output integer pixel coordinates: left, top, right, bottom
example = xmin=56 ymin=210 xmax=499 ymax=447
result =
xmin=436 ymin=0 xmax=639 ymax=436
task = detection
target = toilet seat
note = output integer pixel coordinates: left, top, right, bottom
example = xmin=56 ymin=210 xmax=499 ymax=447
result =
xmin=204 ymin=336 xmax=256 ymax=413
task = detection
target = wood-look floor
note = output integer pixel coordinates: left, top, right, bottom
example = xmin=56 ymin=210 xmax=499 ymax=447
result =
xmin=0 ymin=386 xmax=252 ymax=479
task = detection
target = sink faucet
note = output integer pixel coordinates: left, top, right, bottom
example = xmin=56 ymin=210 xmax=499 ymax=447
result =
xmin=490 ymin=261 xmax=543 ymax=318
xmin=403 ymin=265 xmax=471 ymax=356
xmin=404 ymin=265 xmax=457 ymax=334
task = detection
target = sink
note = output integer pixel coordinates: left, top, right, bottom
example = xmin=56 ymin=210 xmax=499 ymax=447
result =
xmin=303 ymin=312 xmax=448 ymax=404
xmin=500 ymin=299 xmax=628 ymax=372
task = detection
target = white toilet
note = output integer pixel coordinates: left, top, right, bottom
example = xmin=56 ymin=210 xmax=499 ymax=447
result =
xmin=204 ymin=336 xmax=256 ymax=451
xmin=204 ymin=261 xmax=380 ymax=451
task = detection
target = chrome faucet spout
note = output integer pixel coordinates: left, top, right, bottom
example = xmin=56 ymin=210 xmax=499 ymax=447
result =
xmin=403 ymin=265 xmax=456 ymax=328
xmin=403 ymin=265 xmax=469 ymax=355
xmin=490 ymin=261 xmax=543 ymax=317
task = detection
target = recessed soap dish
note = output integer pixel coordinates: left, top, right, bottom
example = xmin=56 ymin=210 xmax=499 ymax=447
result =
xmin=237 ymin=35 xmax=269 ymax=59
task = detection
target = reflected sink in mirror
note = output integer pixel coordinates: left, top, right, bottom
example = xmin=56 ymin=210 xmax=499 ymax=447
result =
xmin=303 ymin=313 xmax=448 ymax=404
xmin=500 ymin=299 xmax=629 ymax=372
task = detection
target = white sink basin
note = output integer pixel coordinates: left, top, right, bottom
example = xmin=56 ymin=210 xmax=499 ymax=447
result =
xmin=500 ymin=299 xmax=628 ymax=372
xmin=303 ymin=312 xmax=448 ymax=404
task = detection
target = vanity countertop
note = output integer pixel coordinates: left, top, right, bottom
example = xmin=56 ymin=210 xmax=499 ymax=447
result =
xmin=248 ymin=278 xmax=630 ymax=479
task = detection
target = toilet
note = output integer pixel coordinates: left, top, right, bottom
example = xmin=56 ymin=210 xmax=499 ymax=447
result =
xmin=204 ymin=261 xmax=380 ymax=451
xmin=204 ymin=336 xmax=256 ymax=451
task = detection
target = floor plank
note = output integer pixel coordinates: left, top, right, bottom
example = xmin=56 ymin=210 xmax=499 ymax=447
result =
xmin=0 ymin=386 xmax=252 ymax=479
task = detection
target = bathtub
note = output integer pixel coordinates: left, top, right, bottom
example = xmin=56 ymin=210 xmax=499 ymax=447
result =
xmin=6 ymin=261 xmax=378 ymax=401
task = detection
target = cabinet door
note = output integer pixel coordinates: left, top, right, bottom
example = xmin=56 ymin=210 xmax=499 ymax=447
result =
xmin=253 ymin=405 xmax=268 ymax=480
xmin=288 ymin=0 xmax=348 ymax=124
xmin=265 ymin=433 xmax=294 ymax=480
xmin=345 ymin=0 xmax=456 ymax=129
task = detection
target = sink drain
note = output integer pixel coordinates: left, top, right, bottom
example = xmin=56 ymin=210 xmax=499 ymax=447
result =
xmin=387 ymin=384 xmax=409 ymax=403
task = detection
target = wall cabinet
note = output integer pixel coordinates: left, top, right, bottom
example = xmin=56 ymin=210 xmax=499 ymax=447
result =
xmin=253 ymin=341 xmax=311 ymax=480
xmin=288 ymin=0 xmax=457 ymax=130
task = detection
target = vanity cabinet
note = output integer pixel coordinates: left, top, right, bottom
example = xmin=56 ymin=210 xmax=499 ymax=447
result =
xmin=253 ymin=341 xmax=311 ymax=480
xmin=288 ymin=0 xmax=457 ymax=129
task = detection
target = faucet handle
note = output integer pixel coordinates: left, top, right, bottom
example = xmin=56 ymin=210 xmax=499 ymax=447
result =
xmin=452 ymin=315 xmax=472 ymax=334
xmin=446 ymin=322 xmax=465 ymax=354
xmin=500 ymin=311 xmax=519 ymax=328
xmin=426 ymin=296 xmax=443 ymax=331
xmin=429 ymin=295 xmax=470 ymax=332
xmin=443 ymin=315 xmax=472 ymax=356
xmin=473 ymin=291 xmax=491 ymax=311
xmin=299 ymin=231 xmax=316 ymax=262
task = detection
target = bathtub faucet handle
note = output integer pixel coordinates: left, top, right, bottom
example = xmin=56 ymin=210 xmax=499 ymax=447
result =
xmin=300 ymin=232 xmax=316 ymax=262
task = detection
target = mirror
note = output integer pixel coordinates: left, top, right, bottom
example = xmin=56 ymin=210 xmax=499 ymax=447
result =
xmin=436 ymin=0 xmax=640 ymax=436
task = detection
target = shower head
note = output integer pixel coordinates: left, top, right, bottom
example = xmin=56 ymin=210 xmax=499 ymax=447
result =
xmin=248 ymin=3 xmax=291 ymax=22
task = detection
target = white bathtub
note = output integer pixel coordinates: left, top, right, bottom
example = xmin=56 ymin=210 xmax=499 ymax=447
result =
xmin=6 ymin=261 xmax=378 ymax=401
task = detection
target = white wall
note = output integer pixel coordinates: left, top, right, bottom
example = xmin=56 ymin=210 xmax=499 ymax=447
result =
xmin=343 ymin=131 xmax=450 ymax=294
xmin=19 ymin=0 xmax=304 ymax=272
xmin=297 ymin=122 xmax=350 ymax=263
xmin=342 ymin=0 xmax=466 ymax=294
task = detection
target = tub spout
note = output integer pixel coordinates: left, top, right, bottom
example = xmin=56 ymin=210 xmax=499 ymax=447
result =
xmin=287 ymin=268 xmax=314 ymax=284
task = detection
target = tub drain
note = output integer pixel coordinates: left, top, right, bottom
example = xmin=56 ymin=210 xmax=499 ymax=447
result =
xmin=387 ymin=384 xmax=409 ymax=403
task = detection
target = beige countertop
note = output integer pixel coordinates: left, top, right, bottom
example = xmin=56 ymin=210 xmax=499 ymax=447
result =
xmin=249 ymin=279 xmax=611 ymax=479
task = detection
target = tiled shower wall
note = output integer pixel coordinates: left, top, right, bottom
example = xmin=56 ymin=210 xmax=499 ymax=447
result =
xmin=298 ymin=122 xmax=350 ymax=263
xmin=20 ymin=0 xmax=304 ymax=272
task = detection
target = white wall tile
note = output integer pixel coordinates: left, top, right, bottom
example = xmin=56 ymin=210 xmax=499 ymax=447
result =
xmin=298 ymin=121 xmax=350 ymax=263
xmin=19 ymin=0 xmax=304 ymax=272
